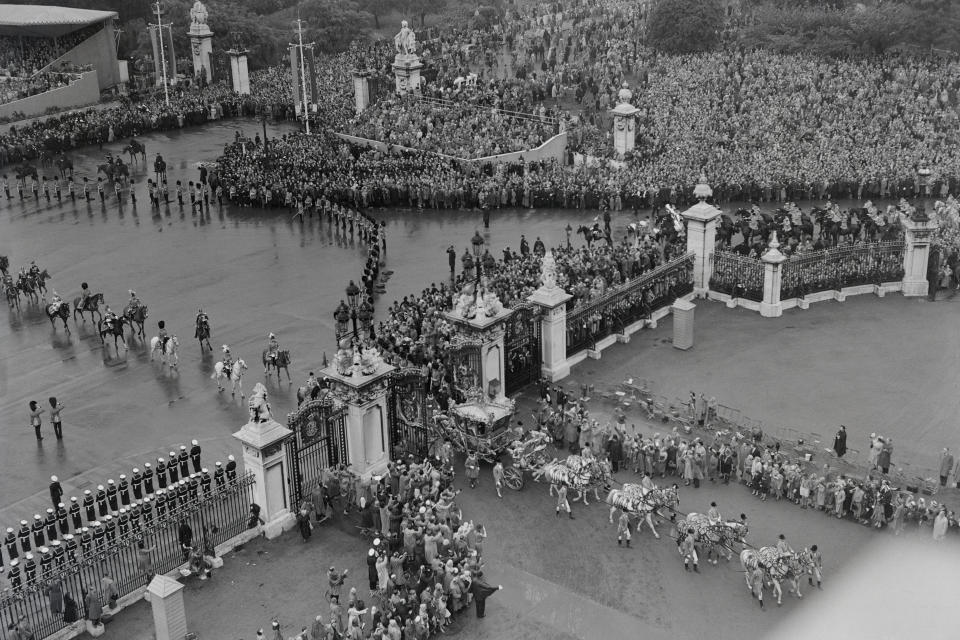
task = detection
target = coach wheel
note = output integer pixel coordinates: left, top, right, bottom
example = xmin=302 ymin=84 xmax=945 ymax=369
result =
xmin=504 ymin=467 xmax=524 ymax=491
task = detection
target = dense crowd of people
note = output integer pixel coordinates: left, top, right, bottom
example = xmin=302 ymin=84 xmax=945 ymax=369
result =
xmin=0 ymin=26 xmax=104 ymax=77
xmin=0 ymin=64 xmax=89 ymax=106
xmin=283 ymin=456 xmax=500 ymax=639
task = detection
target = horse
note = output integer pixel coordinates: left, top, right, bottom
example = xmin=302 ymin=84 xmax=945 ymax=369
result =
xmin=123 ymin=303 xmax=148 ymax=338
xmin=149 ymin=335 xmax=179 ymax=369
xmin=31 ymin=269 xmax=50 ymax=295
xmin=15 ymin=163 xmax=38 ymax=183
xmin=606 ymin=484 xmax=679 ymax=538
xmin=73 ymin=292 xmax=104 ymax=323
xmin=38 ymin=149 xmax=53 ymax=167
xmin=262 ymin=348 xmax=292 ymax=382
xmin=16 ymin=274 xmax=39 ymax=304
xmin=45 ymin=301 xmax=71 ymax=334
xmin=3 ymin=277 xmax=19 ymax=310
xmin=740 ymin=547 xmax=811 ymax=605
xmin=296 ymin=382 xmax=330 ymax=406
xmin=535 ymin=455 xmax=612 ymax=505
xmin=154 ymin=155 xmax=167 ymax=182
xmin=98 ymin=160 xmax=129 ymax=182
xmin=124 ymin=139 xmax=146 ymax=164
xmin=716 ymin=214 xmax=737 ymax=247
xmin=673 ymin=513 xmax=748 ymax=564
xmin=195 ymin=317 xmax=212 ymax=351
xmin=212 ymin=359 xmax=247 ymax=397
xmin=98 ymin=316 xmax=127 ymax=351
xmin=55 ymin=154 xmax=73 ymax=179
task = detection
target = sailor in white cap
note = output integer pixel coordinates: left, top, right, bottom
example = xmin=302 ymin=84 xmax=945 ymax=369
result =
xmin=225 ymin=454 xmax=237 ymax=482
xmin=190 ymin=439 xmax=202 ymax=473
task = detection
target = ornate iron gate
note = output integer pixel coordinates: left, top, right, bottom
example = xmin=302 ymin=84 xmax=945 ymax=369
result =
xmin=446 ymin=336 xmax=483 ymax=391
xmin=504 ymin=303 xmax=541 ymax=395
xmin=388 ymin=368 xmax=431 ymax=460
xmin=285 ymin=395 xmax=348 ymax=507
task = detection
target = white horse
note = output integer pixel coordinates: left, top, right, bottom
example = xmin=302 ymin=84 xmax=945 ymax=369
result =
xmin=606 ymin=484 xmax=679 ymax=539
xmin=537 ymin=455 xmax=611 ymax=505
xmin=740 ymin=547 xmax=810 ymax=605
xmin=149 ymin=335 xmax=179 ymax=369
xmin=212 ymin=358 xmax=247 ymax=397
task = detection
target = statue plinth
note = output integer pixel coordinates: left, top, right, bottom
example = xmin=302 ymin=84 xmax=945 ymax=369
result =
xmin=609 ymin=102 xmax=640 ymax=158
xmin=393 ymin=54 xmax=423 ymax=95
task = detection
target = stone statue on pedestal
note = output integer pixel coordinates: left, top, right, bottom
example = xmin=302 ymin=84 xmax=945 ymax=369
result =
xmin=335 ymin=337 xmax=354 ymax=377
xmin=394 ymin=20 xmax=417 ymax=55
xmin=540 ymin=250 xmax=558 ymax=290
xmin=617 ymin=82 xmax=633 ymax=105
xmin=190 ymin=0 xmax=209 ymax=25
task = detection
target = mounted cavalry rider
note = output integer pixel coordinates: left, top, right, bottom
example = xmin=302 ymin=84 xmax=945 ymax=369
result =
xmin=157 ymin=320 xmax=169 ymax=352
xmin=49 ymin=290 xmax=64 ymax=312
xmin=103 ymin=305 xmax=119 ymax=328
xmin=127 ymin=290 xmax=141 ymax=314
xmin=78 ymin=282 xmax=90 ymax=309
xmin=264 ymin=333 xmax=280 ymax=372
xmin=221 ymin=345 xmax=234 ymax=372
xmin=28 ymin=260 xmax=40 ymax=280
xmin=196 ymin=308 xmax=208 ymax=331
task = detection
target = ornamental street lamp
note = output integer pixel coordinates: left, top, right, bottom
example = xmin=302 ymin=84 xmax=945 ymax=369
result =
xmin=334 ymin=300 xmax=350 ymax=341
xmin=345 ymin=280 xmax=361 ymax=338
xmin=470 ymin=230 xmax=484 ymax=286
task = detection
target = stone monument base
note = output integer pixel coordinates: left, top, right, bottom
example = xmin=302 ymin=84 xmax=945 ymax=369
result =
xmin=393 ymin=54 xmax=422 ymax=95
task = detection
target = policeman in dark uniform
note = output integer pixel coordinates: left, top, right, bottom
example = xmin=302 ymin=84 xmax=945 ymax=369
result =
xmin=56 ymin=503 xmax=69 ymax=536
xmin=106 ymin=479 xmax=118 ymax=512
xmin=155 ymin=489 xmax=167 ymax=518
xmin=118 ymin=475 xmax=130 ymax=507
xmin=63 ymin=533 xmax=77 ymax=563
xmin=131 ymin=467 xmax=144 ymax=500
xmin=17 ymin=520 xmax=30 ymax=553
xmin=44 ymin=509 xmax=57 ymax=542
xmin=91 ymin=521 xmax=105 ymax=551
xmin=49 ymin=475 xmax=63 ymax=511
xmin=79 ymin=527 xmax=92 ymax=556
xmin=214 ymin=461 xmax=225 ymax=491
xmin=178 ymin=445 xmax=190 ymax=478
xmin=31 ymin=515 xmax=45 ymax=548
xmin=118 ymin=509 xmax=130 ymax=538
xmin=50 ymin=539 xmax=65 ymax=570
xmin=104 ymin=515 xmax=116 ymax=544
xmin=168 ymin=451 xmax=180 ymax=484
xmin=4 ymin=528 xmax=18 ymax=561
xmin=68 ymin=497 xmax=82 ymax=531
xmin=225 ymin=455 xmax=237 ymax=483
xmin=156 ymin=457 xmax=168 ymax=489
xmin=39 ymin=547 xmax=52 ymax=580
xmin=82 ymin=489 xmax=95 ymax=523
xmin=95 ymin=484 xmax=108 ymax=518
xmin=143 ymin=462 xmax=154 ymax=495
xmin=190 ymin=439 xmax=202 ymax=473
xmin=200 ymin=468 xmax=212 ymax=497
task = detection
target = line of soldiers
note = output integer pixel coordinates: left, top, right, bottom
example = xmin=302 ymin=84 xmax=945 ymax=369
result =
xmin=0 ymin=441 xmax=239 ymax=596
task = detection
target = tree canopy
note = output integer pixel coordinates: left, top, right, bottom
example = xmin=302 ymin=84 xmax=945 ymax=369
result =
xmin=645 ymin=0 xmax=724 ymax=54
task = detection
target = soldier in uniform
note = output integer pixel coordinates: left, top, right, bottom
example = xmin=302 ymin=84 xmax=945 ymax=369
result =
xmin=69 ymin=497 xmax=82 ymax=530
xmin=4 ymin=527 xmax=17 ymax=561
xmin=95 ymin=485 xmax=108 ymax=518
xmin=104 ymin=515 xmax=117 ymax=543
xmin=92 ymin=521 xmax=105 ymax=551
xmin=129 ymin=502 xmax=142 ymax=536
xmin=23 ymin=553 xmax=36 ymax=587
xmin=225 ymin=455 xmax=237 ymax=483
xmin=177 ymin=480 xmax=190 ymax=509
xmin=49 ymin=475 xmax=63 ymax=511
xmin=63 ymin=533 xmax=77 ymax=563
xmin=214 ymin=461 xmax=225 ymax=491
xmin=141 ymin=496 xmax=154 ymax=527
xmin=178 ymin=446 xmax=190 ymax=478
xmin=156 ymin=457 xmax=168 ymax=489
xmin=190 ymin=440 xmax=202 ymax=473
xmin=44 ymin=509 xmax=57 ymax=542
xmin=56 ymin=503 xmax=69 ymax=536
xmin=200 ymin=468 xmax=212 ymax=496
xmin=143 ymin=462 xmax=155 ymax=495
xmin=82 ymin=489 xmax=95 ymax=522
xmin=168 ymin=451 xmax=180 ymax=484
xmin=51 ymin=539 xmax=65 ymax=570
xmin=155 ymin=490 xmax=167 ymax=518
xmin=31 ymin=514 xmax=45 ymax=548
xmin=165 ymin=484 xmax=178 ymax=516
xmin=131 ymin=467 xmax=143 ymax=500
xmin=39 ymin=547 xmax=52 ymax=580
xmin=18 ymin=520 xmax=31 ymax=554
xmin=188 ymin=474 xmax=200 ymax=501
xmin=118 ymin=509 xmax=130 ymax=538
xmin=7 ymin=559 xmax=21 ymax=593
xmin=79 ymin=527 xmax=92 ymax=556
xmin=106 ymin=479 xmax=118 ymax=512
xmin=118 ymin=475 xmax=130 ymax=507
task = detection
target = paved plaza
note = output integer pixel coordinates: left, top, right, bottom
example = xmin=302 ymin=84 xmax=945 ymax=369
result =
xmin=1 ymin=123 xmax=959 ymax=639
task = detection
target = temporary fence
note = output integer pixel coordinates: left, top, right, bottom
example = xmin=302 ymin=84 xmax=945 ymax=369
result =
xmin=780 ymin=241 xmax=905 ymax=299
xmin=566 ymin=252 xmax=694 ymax=357
xmin=709 ymin=252 xmax=764 ymax=301
xmin=0 ymin=472 xmax=255 ymax=640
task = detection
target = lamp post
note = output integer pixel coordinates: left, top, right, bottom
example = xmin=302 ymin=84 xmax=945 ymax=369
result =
xmin=334 ymin=300 xmax=350 ymax=342
xmin=470 ymin=230 xmax=484 ymax=286
xmin=345 ymin=280 xmax=361 ymax=339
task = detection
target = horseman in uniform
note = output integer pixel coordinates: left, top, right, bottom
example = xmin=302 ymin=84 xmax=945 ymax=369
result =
xmin=49 ymin=290 xmax=64 ymax=312
xmin=264 ymin=333 xmax=280 ymax=373
xmin=221 ymin=345 xmax=234 ymax=372
xmin=195 ymin=308 xmax=208 ymax=335
xmin=28 ymin=261 xmax=40 ymax=280
xmin=78 ymin=282 xmax=90 ymax=310
xmin=103 ymin=305 xmax=119 ymax=329
xmin=157 ymin=321 xmax=169 ymax=353
xmin=127 ymin=290 xmax=141 ymax=315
